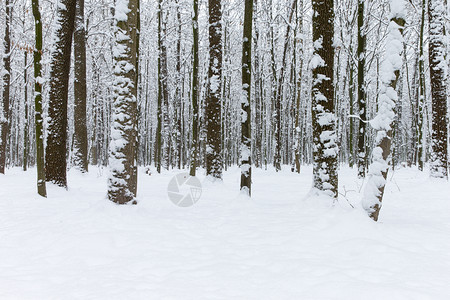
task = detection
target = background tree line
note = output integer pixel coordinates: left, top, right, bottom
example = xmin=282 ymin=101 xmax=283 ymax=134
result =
xmin=0 ymin=0 xmax=448 ymax=220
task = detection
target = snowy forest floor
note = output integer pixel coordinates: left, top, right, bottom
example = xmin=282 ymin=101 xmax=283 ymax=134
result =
xmin=1 ymin=165 xmax=450 ymax=299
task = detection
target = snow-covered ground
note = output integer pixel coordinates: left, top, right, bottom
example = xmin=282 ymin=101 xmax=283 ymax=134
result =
xmin=1 ymin=165 xmax=449 ymax=299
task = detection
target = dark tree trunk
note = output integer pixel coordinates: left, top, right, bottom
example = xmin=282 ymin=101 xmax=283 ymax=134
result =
xmin=32 ymin=0 xmax=47 ymax=197
xmin=160 ymin=8 xmax=170 ymax=170
xmin=156 ymin=0 xmax=164 ymax=173
xmin=311 ymin=0 xmax=338 ymax=198
xmin=357 ymin=0 xmax=367 ymax=178
xmin=206 ymin=0 xmax=223 ymax=179
xmin=293 ymin=0 xmax=304 ymax=174
xmin=45 ymin=0 xmax=77 ymax=187
xmin=23 ymin=51 xmax=29 ymax=172
xmin=73 ymin=0 xmax=88 ymax=172
xmin=0 ymin=0 xmax=11 ymax=174
xmin=240 ymin=0 xmax=253 ymax=195
xmin=428 ymin=0 xmax=448 ymax=178
xmin=189 ymin=0 xmax=199 ymax=176
xmin=175 ymin=0 xmax=183 ymax=170
xmin=417 ymin=0 xmax=426 ymax=171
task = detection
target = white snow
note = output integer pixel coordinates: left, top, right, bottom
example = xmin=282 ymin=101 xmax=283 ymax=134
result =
xmin=1 ymin=166 xmax=450 ymax=299
xmin=115 ymin=0 xmax=131 ymax=22
xmin=209 ymin=75 xmax=220 ymax=93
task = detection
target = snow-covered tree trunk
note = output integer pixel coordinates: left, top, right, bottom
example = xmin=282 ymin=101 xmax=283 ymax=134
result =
xmin=45 ymin=0 xmax=77 ymax=187
xmin=363 ymin=1 xmax=405 ymax=221
xmin=311 ymin=0 xmax=338 ymax=199
xmin=206 ymin=0 xmax=223 ymax=179
xmin=107 ymin=0 xmax=139 ymax=204
xmin=428 ymin=0 xmax=448 ymax=179
xmin=240 ymin=0 xmax=253 ymax=195
xmin=357 ymin=0 xmax=367 ymax=178
xmin=0 ymin=0 xmax=11 ymax=174
xmin=73 ymin=0 xmax=88 ymax=172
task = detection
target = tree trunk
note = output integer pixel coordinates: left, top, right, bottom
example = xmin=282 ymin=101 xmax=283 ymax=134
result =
xmin=189 ymin=0 xmax=199 ymax=177
xmin=428 ymin=0 xmax=448 ymax=178
xmin=107 ymin=0 xmax=139 ymax=204
xmin=160 ymin=8 xmax=170 ymax=170
xmin=206 ymin=0 xmax=223 ymax=179
xmin=73 ymin=0 xmax=88 ymax=172
xmin=32 ymin=0 xmax=47 ymax=197
xmin=417 ymin=0 xmax=426 ymax=171
xmin=45 ymin=0 xmax=76 ymax=187
xmin=0 ymin=0 xmax=11 ymax=174
xmin=23 ymin=51 xmax=29 ymax=172
xmin=363 ymin=7 xmax=405 ymax=221
xmin=357 ymin=0 xmax=367 ymax=178
xmin=240 ymin=0 xmax=253 ymax=195
xmin=176 ymin=0 xmax=183 ymax=170
xmin=348 ymin=59 xmax=355 ymax=168
xmin=311 ymin=0 xmax=338 ymax=198
xmin=293 ymin=0 xmax=304 ymax=173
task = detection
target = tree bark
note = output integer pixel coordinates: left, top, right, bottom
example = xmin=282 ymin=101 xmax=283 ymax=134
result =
xmin=189 ymin=0 xmax=199 ymax=177
xmin=0 ymin=0 xmax=11 ymax=174
xmin=240 ymin=0 xmax=253 ymax=195
xmin=357 ymin=0 xmax=367 ymax=178
xmin=32 ymin=0 xmax=47 ymax=197
xmin=23 ymin=51 xmax=29 ymax=172
xmin=73 ymin=0 xmax=89 ymax=172
xmin=311 ymin=0 xmax=338 ymax=198
xmin=293 ymin=0 xmax=304 ymax=174
xmin=428 ymin=0 xmax=448 ymax=178
xmin=417 ymin=0 xmax=426 ymax=171
xmin=45 ymin=0 xmax=77 ymax=187
xmin=206 ymin=0 xmax=223 ymax=179
xmin=107 ymin=0 xmax=139 ymax=204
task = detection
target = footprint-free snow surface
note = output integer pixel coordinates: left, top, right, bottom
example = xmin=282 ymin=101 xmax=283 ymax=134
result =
xmin=1 ymin=166 xmax=449 ymax=299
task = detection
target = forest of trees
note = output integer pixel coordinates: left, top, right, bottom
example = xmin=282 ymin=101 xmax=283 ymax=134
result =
xmin=0 ymin=0 xmax=449 ymax=221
